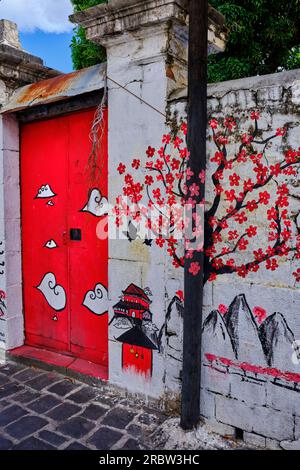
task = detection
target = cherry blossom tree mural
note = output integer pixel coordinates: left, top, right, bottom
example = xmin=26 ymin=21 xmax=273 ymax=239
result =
xmin=114 ymin=113 xmax=300 ymax=284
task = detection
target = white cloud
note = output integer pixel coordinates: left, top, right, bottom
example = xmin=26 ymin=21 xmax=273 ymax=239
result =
xmin=0 ymin=0 xmax=73 ymax=33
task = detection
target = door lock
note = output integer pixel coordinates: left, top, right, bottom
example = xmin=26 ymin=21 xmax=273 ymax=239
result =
xmin=70 ymin=228 xmax=82 ymax=241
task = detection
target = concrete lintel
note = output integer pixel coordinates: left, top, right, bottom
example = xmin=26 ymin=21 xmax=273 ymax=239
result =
xmin=70 ymin=0 xmax=227 ymax=52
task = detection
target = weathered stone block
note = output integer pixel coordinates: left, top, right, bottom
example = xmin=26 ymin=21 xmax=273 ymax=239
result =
xmin=215 ymin=395 xmax=294 ymax=441
xmin=243 ymin=431 xmax=266 ymax=448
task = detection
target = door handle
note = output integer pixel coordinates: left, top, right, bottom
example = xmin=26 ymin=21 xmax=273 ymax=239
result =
xmin=70 ymin=228 xmax=82 ymax=241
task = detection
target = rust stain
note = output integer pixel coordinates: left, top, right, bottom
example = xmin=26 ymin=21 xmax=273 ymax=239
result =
xmin=166 ymin=66 xmax=176 ymax=81
xmin=16 ymin=69 xmax=84 ymax=105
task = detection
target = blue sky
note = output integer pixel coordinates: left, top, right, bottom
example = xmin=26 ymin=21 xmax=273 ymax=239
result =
xmin=20 ymin=31 xmax=74 ymax=73
xmin=0 ymin=0 xmax=74 ymax=73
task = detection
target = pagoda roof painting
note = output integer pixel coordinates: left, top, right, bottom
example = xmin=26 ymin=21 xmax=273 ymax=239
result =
xmin=116 ymin=326 xmax=158 ymax=350
xmin=113 ymin=300 xmax=147 ymax=311
xmin=123 ymin=283 xmax=151 ymax=303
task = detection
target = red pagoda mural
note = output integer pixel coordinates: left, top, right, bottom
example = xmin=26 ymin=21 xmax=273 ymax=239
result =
xmin=111 ymin=284 xmax=160 ymax=377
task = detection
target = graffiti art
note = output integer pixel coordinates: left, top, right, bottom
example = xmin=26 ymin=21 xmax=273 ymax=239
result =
xmin=110 ymin=283 xmax=160 ymax=377
xmin=80 ymin=188 xmax=108 ymax=217
xmin=203 ymin=294 xmax=300 ymax=389
xmin=82 ymin=283 xmax=108 ymax=316
xmin=44 ymin=239 xmax=58 ymax=249
xmin=36 ymin=272 xmax=67 ymax=312
xmin=35 ymin=184 xmax=56 ymax=199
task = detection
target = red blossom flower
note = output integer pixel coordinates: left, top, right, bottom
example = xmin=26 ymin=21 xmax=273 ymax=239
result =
xmin=243 ymin=179 xmax=254 ymax=192
xmin=146 ymin=146 xmax=155 ymax=158
xmin=238 ymin=238 xmax=249 ymax=251
xmin=176 ymin=290 xmax=184 ymax=302
xmin=156 ymin=237 xmax=165 ymax=247
xmin=117 ymin=163 xmax=126 ymax=174
xmin=171 ymin=158 xmax=180 ymax=171
xmin=237 ymin=265 xmax=248 ymax=278
xmin=228 ymin=230 xmax=239 ymax=241
xmin=162 ymin=134 xmax=171 ymax=144
xmin=266 ymin=258 xmax=278 ymax=271
xmin=218 ymin=304 xmax=228 ymax=315
xmin=145 ymin=175 xmax=154 ymax=186
xmin=293 ymin=268 xmax=300 ymax=283
xmin=211 ymin=151 xmax=224 ymax=165
xmin=246 ymin=200 xmax=258 ymax=212
xmin=253 ymin=306 xmax=267 ymax=324
xmin=173 ymin=137 xmax=183 ymax=149
xmin=267 ymin=207 xmax=277 ymax=220
xmin=225 ymin=190 xmax=236 ymax=202
xmin=154 ymin=159 xmax=164 ymax=170
xmin=229 ymin=173 xmax=240 ymax=187
xmin=259 ymin=191 xmax=271 ymax=205
xmin=276 ymin=127 xmax=287 ymax=137
xmin=251 ymin=111 xmax=260 ymax=120
xmin=234 ymin=211 xmax=247 ymax=224
xmin=208 ymin=273 xmax=217 ymax=282
xmin=242 ymin=133 xmax=253 ymax=145
xmin=209 ymin=119 xmax=218 ymax=129
xmin=181 ymin=122 xmax=188 ymax=135
xmin=189 ymin=262 xmax=201 ymax=276
xmin=189 ymin=183 xmax=200 ymax=197
xmin=246 ymin=225 xmax=257 ymax=237
xmin=132 ymin=159 xmax=141 ymax=170
xmin=253 ymin=249 xmax=265 ymax=261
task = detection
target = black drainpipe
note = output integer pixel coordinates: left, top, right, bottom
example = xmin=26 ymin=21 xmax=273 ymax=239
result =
xmin=181 ymin=0 xmax=208 ymax=430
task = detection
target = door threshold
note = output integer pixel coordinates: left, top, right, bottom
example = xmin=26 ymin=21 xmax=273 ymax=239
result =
xmin=8 ymin=345 xmax=108 ymax=384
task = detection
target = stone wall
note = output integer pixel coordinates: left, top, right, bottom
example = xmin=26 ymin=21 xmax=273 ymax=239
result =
xmin=198 ymin=69 xmax=300 ymax=449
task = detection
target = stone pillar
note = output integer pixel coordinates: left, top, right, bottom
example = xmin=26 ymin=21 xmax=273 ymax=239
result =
xmin=71 ymin=0 xmax=226 ymax=399
xmin=0 ymin=20 xmax=60 ymax=359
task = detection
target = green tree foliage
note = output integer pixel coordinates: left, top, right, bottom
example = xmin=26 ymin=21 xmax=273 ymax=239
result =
xmin=209 ymin=0 xmax=300 ymax=82
xmin=71 ymin=0 xmax=300 ymax=83
xmin=71 ymin=0 xmax=107 ymax=70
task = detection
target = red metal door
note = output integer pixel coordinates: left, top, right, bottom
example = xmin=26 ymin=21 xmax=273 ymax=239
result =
xmin=21 ymin=108 xmax=108 ymax=367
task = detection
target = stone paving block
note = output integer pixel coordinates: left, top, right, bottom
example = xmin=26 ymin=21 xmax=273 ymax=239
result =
xmin=137 ymin=412 xmax=161 ymax=426
xmin=47 ymin=380 xmax=80 ymax=397
xmin=13 ymin=437 xmax=55 ymax=450
xmin=87 ymin=426 xmax=123 ymax=449
xmin=0 ymin=435 xmax=13 ymax=450
xmin=0 ymin=363 xmax=23 ymax=376
xmin=127 ymin=424 xmax=143 ymax=437
xmin=65 ymin=441 xmax=90 ymax=450
xmin=26 ymin=373 xmax=60 ymax=391
xmin=0 ymin=404 xmax=28 ymax=426
xmin=47 ymin=402 xmax=81 ymax=421
xmin=5 ymin=415 xmax=49 ymax=439
xmin=80 ymin=403 xmax=107 ymax=421
xmin=27 ymin=395 xmax=62 ymax=413
xmin=0 ymin=375 xmax=10 ymax=386
xmin=39 ymin=430 xmax=67 ymax=447
xmin=13 ymin=368 xmax=45 ymax=383
xmin=0 ymin=383 xmax=21 ymax=400
xmin=102 ymin=407 xmax=136 ymax=429
xmin=68 ymin=386 xmax=99 ymax=404
xmin=57 ymin=416 xmax=95 ymax=439
xmin=120 ymin=438 xmax=141 ymax=450
xmin=12 ymin=389 xmax=40 ymax=404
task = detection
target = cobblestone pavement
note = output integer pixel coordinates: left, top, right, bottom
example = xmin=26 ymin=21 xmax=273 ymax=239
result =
xmin=0 ymin=362 xmax=168 ymax=450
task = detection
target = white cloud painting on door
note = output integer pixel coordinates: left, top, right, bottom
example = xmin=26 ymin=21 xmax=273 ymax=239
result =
xmin=36 ymin=272 xmax=66 ymax=311
xmin=80 ymin=188 xmax=108 ymax=217
xmin=82 ymin=283 xmax=108 ymax=315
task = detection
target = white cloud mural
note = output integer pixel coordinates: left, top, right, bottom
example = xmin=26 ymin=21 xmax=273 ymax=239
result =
xmin=36 ymin=272 xmax=66 ymax=311
xmin=35 ymin=184 xmax=56 ymax=199
xmin=80 ymin=188 xmax=108 ymax=217
xmin=82 ymin=283 xmax=108 ymax=316
xmin=44 ymin=239 xmax=58 ymax=249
